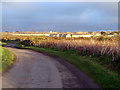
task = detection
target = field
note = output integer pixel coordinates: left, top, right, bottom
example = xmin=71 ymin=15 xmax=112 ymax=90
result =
xmin=2 ymin=35 xmax=120 ymax=67
xmin=0 ymin=46 xmax=14 ymax=71
xmin=1 ymin=34 xmax=120 ymax=88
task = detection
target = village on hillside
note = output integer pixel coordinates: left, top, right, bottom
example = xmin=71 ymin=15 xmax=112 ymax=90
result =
xmin=1 ymin=30 xmax=120 ymax=38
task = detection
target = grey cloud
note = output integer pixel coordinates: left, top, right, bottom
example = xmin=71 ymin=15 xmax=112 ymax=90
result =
xmin=2 ymin=2 xmax=118 ymax=32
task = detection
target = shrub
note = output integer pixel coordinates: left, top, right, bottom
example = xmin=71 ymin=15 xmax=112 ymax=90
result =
xmin=20 ymin=40 xmax=33 ymax=46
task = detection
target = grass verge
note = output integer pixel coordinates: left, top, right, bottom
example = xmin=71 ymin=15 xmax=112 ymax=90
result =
xmin=0 ymin=41 xmax=7 ymax=46
xmin=0 ymin=46 xmax=14 ymax=71
xmin=17 ymin=45 xmax=120 ymax=88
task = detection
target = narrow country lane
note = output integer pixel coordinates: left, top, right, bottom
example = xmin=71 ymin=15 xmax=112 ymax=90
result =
xmin=2 ymin=47 xmax=99 ymax=88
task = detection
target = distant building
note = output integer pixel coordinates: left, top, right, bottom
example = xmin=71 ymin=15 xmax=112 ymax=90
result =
xmin=12 ymin=34 xmax=50 ymax=36
xmin=72 ymin=34 xmax=93 ymax=38
xmin=59 ymin=34 xmax=63 ymax=37
xmin=49 ymin=34 xmax=57 ymax=37
xmin=72 ymin=34 xmax=81 ymax=38
xmin=76 ymin=32 xmax=89 ymax=35
xmin=56 ymin=34 xmax=59 ymax=37
xmin=50 ymin=31 xmax=53 ymax=33
xmin=49 ymin=30 xmax=58 ymax=34
xmin=66 ymin=34 xmax=72 ymax=38
xmin=108 ymin=35 xmax=114 ymax=37
xmin=95 ymin=33 xmax=101 ymax=36
xmin=62 ymin=34 xmax=67 ymax=37
xmin=92 ymin=32 xmax=101 ymax=36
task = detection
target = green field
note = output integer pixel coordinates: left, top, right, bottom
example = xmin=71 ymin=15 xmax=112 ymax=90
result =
xmin=0 ymin=46 xmax=14 ymax=71
xmin=21 ymin=46 xmax=120 ymax=88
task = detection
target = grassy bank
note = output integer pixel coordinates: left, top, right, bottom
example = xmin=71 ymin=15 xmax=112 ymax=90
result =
xmin=0 ymin=41 xmax=7 ymax=46
xmin=0 ymin=47 xmax=14 ymax=71
xmin=18 ymin=45 xmax=120 ymax=88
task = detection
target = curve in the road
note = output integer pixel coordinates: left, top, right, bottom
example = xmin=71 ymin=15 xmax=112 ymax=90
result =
xmin=2 ymin=47 xmax=99 ymax=88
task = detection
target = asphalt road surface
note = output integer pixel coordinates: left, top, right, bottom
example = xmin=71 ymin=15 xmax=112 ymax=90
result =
xmin=2 ymin=47 xmax=99 ymax=88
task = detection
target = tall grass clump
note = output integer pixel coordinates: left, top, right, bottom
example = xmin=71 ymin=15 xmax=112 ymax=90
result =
xmin=35 ymin=39 xmax=119 ymax=64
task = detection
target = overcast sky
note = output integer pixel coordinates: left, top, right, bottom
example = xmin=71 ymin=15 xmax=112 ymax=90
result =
xmin=2 ymin=2 xmax=118 ymax=32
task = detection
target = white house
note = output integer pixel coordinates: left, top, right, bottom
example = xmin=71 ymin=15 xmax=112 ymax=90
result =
xmin=72 ymin=34 xmax=93 ymax=38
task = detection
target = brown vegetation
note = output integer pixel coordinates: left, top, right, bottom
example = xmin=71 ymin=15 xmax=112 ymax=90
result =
xmin=1 ymin=34 xmax=120 ymax=62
